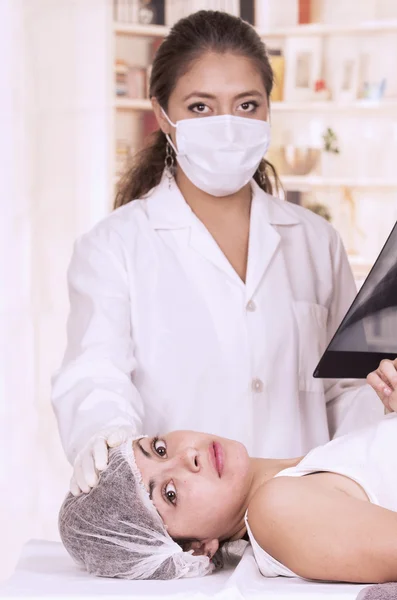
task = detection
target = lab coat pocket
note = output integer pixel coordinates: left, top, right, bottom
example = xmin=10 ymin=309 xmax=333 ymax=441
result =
xmin=293 ymin=301 xmax=329 ymax=392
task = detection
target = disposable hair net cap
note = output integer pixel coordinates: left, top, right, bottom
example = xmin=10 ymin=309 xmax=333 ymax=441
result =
xmin=59 ymin=437 xmax=214 ymax=580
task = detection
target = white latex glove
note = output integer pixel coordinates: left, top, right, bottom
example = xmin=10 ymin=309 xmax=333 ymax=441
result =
xmin=70 ymin=425 xmax=136 ymax=496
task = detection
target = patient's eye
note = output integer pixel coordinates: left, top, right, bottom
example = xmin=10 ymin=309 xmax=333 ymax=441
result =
xmin=164 ymin=482 xmax=177 ymax=505
xmin=153 ymin=437 xmax=167 ymax=457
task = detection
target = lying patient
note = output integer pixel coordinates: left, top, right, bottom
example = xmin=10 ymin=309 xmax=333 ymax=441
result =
xmin=59 ymin=413 xmax=397 ymax=583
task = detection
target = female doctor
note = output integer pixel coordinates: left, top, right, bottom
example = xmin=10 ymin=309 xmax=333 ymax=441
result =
xmin=52 ymin=10 xmax=386 ymax=496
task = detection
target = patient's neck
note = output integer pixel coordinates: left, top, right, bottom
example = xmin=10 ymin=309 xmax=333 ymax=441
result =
xmin=251 ymin=456 xmax=301 ymax=495
xmin=225 ymin=456 xmax=301 ymax=543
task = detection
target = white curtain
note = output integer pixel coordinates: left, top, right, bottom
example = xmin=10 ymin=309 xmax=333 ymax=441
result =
xmin=0 ymin=0 xmax=36 ymax=580
xmin=0 ymin=0 xmax=112 ymax=581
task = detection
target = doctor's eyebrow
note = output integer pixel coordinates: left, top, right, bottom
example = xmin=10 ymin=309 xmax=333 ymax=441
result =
xmin=182 ymin=90 xmax=264 ymax=101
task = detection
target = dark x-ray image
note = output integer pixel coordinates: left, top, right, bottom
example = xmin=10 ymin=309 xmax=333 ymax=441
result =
xmin=315 ymin=222 xmax=397 ymax=379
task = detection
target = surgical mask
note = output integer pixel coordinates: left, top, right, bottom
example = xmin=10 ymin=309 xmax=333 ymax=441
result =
xmin=162 ymin=109 xmax=271 ymax=197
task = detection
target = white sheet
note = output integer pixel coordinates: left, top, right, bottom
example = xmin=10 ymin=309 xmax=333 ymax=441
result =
xmin=0 ymin=540 xmax=368 ymax=600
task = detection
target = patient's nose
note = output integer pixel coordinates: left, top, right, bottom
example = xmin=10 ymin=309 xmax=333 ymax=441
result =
xmin=173 ymin=447 xmax=200 ymax=473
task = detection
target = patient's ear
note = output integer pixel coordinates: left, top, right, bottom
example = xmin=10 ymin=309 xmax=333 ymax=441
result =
xmin=202 ymin=538 xmax=219 ymax=560
xmin=151 ymin=97 xmax=172 ymax=135
xmin=185 ymin=538 xmax=219 ymax=559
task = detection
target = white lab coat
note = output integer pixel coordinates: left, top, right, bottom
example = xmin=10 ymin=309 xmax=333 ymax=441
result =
xmin=52 ymin=175 xmax=383 ymax=463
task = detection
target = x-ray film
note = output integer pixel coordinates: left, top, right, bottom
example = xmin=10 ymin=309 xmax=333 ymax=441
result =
xmin=314 ymin=222 xmax=397 ymax=378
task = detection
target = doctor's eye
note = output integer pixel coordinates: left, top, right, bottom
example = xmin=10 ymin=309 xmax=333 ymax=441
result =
xmin=152 ymin=437 xmax=167 ymax=457
xmin=238 ymin=100 xmax=259 ymax=113
xmin=188 ymin=102 xmax=210 ymax=115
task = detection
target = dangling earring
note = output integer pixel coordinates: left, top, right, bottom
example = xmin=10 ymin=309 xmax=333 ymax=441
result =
xmin=258 ymin=167 xmax=267 ymax=187
xmin=164 ymin=140 xmax=175 ymax=189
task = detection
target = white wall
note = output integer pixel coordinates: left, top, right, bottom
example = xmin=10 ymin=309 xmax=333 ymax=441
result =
xmin=0 ymin=0 xmax=36 ymax=580
xmin=0 ymin=0 xmax=112 ymax=581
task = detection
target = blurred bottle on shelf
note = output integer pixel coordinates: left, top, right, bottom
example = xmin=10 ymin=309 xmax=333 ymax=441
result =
xmin=115 ymin=60 xmax=147 ymax=99
xmin=138 ymin=0 xmax=165 ymax=25
xmin=298 ymin=0 xmax=311 ymax=24
xmin=115 ymin=60 xmax=129 ymax=96
xmin=138 ymin=0 xmax=155 ymax=23
xmin=114 ymin=0 xmax=165 ymax=24
xmin=268 ymin=49 xmax=284 ymax=101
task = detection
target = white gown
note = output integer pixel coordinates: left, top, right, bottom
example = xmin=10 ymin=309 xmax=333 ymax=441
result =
xmin=246 ymin=413 xmax=397 ymax=578
xmin=51 ymin=174 xmax=382 ymax=463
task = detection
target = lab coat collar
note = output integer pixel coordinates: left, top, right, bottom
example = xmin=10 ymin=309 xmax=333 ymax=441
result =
xmin=146 ymin=173 xmax=194 ymax=229
xmin=146 ymin=173 xmax=300 ymax=229
xmin=146 ymin=173 xmax=300 ymax=295
xmin=244 ymin=181 xmax=299 ymax=299
xmin=250 ymin=179 xmax=300 ymax=226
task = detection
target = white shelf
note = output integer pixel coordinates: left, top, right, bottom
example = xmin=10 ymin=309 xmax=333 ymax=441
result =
xmin=115 ymin=97 xmax=152 ymax=111
xmin=281 ymin=176 xmax=397 ymax=190
xmin=272 ymin=100 xmax=397 ymax=112
xmin=114 ymin=20 xmax=397 ymax=39
xmin=349 ymin=255 xmax=373 ymax=267
xmin=259 ymin=19 xmax=397 ymax=37
xmin=114 ymin=22 xmax=169 ymax=37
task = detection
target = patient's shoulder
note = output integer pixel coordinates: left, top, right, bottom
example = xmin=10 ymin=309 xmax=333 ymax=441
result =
xmin=248 ymin=477 xmax=300 ymax=531
xmin=247 ymin=477 xmax=313 ymax=561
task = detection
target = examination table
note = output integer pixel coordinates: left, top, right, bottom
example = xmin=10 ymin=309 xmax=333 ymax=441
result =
xmin=0 ymin=540 xmax=369 ymax=599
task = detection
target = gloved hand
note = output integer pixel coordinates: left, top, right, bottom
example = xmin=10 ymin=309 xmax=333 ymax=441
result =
xmin=70 ymin=425 xmax=136 ymax=496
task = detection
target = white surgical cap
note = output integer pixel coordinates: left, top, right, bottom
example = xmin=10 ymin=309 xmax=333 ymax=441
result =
xmin=59 ymin=438 xmax=214 ymax=580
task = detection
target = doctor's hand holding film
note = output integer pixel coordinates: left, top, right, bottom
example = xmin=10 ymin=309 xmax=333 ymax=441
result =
xmin=70 ymin=425 xmax=136 ymax=496
xmin=367 ymin=358 xmax=397 ymax=414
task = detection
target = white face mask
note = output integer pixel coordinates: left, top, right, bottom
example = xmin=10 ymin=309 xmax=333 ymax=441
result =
xmin=162 ymin=109 xmax=271 ymax=197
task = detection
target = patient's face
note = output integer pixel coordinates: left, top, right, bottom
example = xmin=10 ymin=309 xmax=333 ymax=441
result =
xmin=134 ymin=431 xmax=251 ymax=543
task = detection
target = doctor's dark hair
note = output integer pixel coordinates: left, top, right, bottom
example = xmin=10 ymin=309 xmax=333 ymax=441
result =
xmin=115 ymin=10 xmax=280 ymax=209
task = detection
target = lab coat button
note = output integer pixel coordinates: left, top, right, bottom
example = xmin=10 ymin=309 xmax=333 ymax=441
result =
xmin=246 ymin=300 xmax=256 ymax=312
xmin=252 ymin=378 xmax=263 ymax=393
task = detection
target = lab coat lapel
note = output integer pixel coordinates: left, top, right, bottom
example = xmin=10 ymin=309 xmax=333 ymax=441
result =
xmin=147 ymin=174 xmax=244 ymax=286
xmin=147 ymin=175 xmax=299 ymax=290
xmin=188 ymin=221 xmax=244 ymax=287
xmin=245 ymin=182 xmax=300 ymax=301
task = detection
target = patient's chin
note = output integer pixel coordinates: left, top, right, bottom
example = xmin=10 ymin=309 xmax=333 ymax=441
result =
xmin=225 ymin=439 xmax=250 ymax=474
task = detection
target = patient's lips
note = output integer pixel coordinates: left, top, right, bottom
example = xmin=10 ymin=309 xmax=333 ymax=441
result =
xmin=208 ymin=442 xmax=224 ymax=478
xmin=214 ymin=442 xmax=224 ymax=477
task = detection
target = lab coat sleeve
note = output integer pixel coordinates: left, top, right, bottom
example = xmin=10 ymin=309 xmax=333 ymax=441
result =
xmin=324 ymin=231 xmax=384 ymax=438
xmin=51 ymin=229 xmax=144 ymax=464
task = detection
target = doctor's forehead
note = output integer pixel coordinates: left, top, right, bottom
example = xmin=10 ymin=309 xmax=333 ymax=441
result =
xmin=172 ymin=52 xmax=266 ymax=97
